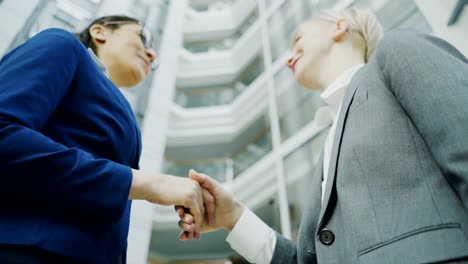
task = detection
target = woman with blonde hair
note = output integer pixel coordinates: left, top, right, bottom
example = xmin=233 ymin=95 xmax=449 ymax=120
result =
xmin=178 ymin=7 xmax=468 ymax=264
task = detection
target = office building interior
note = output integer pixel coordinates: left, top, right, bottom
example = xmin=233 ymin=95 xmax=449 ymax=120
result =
xmin=1 ymin=0 xmax=467 ymax=263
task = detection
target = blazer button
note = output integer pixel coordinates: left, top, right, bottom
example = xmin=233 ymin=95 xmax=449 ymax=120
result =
xmin=319 ymin=229 xmax=335 ymax=245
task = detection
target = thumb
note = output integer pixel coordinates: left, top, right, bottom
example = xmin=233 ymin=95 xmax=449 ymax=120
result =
xmin=189 ymin=169 xmax=198 ymax=178
xmin=189 ymin=170 xmax=218 ymax=193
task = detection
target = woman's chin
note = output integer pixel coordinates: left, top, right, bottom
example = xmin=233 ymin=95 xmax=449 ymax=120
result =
xmin=121 ymin=75 xmax=141 ymax=88
xmin=296 ymin=75 xmax=316 ymax=90
xmin=130 ymin=67 xmax=146 ymax=86
xmin=295 ymin=69 xmax=306 ymax=86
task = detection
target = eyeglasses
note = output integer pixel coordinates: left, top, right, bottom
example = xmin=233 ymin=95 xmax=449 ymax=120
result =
xmin=102 ymin=21 xmax=153 ymax=49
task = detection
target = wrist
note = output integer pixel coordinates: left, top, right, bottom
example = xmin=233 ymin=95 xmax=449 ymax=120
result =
xmin=129 ymin=169 xmax=153 ymax=200
xmin=227 ymin=201 xmax=245 ymax=231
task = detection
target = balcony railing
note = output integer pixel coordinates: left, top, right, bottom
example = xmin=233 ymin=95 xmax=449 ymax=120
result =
xmin=174 ymin=82 xmax=247 ymax=108
xmin=166 ymin=74 xmax=269 ymax=145
xmin=184 ymin=0 xmax=257 ymax=42
xmin=188 ymin=0 xmax=235 ymax=12
xmin=174 ymin=50 xmax=264 ymax=108
xmin=163 ymin=129 xmax=272 ymax=181
xmin=178 ymin=20 xmax=262 ymax=72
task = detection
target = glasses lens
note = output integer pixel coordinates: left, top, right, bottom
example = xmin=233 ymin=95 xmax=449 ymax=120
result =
xmin=141 ymin=26 xmax=152 ymax=49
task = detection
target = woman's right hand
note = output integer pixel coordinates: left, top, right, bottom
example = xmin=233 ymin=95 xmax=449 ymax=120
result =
xmin=176 ymin=169 xmax=245 ymax=240
xmin=129 ymin=169 xmax=214 ymax=237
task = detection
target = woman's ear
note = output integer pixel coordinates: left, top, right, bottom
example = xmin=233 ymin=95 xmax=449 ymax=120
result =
xmin=89 ymin=24 xmax=108 ymax=45
xmin=333 ymin=18 xmax=350 ymax=42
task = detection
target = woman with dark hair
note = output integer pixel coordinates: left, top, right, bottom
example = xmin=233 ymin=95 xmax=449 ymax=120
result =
xmin=0 ymin=15 xmax=213 ymax=264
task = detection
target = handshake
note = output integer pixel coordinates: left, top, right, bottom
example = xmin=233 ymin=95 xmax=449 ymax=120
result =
xmin=129 ymin=168 xmax=245 ymax=240
xmin=174 ymin=169 xmax=245 ymax=241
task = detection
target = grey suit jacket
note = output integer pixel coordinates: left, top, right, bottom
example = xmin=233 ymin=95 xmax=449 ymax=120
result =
xmin=271 ymin=30 xmax=468 ymax=264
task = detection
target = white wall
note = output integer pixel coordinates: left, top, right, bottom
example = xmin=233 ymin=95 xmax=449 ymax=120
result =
xmin=0 ymin=0 xmax=40 ymax=55
xmin=96 ymin=0 xmax=133 ymax=17
xmin=415 ymin=0 xmax=468 ymax=56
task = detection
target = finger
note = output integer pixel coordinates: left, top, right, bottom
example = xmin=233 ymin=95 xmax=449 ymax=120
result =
xmin=179 ymin=230 xmax=196 ymax=241
xmin=190 ymin=171 xmax=216 ymax=226
xmin=179 ymin=230 xmax=188 ymax=241
xmin=196 ymin=182 xmax=205 ymax=225
xmin=195 ymin=190 xmax=205 ymax=232
xmin=202 ymin=188 xmax=216 ymax=225
xmin=181 ymin=212 xmax=194 ymax=224
xmin=178 ymin=220 xmax=195 ymax=232
xmin=191 ymin=180 xmax=205 ymax=231
xmin=174 ymin=206 xmax=185 ymax=216
xmin=185 ymin=193 xmax=202 ymax=232
xmin=187 ymin=230 xmax=194 ymax=240
xmin=189 ymin=169 xmax=219 ymax=193
xmin=175 ymin=206 xmax=194 ymax=224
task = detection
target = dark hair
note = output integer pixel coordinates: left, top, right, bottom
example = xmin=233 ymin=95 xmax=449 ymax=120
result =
xmin=74 ymin=15 xmax=139 ymax=55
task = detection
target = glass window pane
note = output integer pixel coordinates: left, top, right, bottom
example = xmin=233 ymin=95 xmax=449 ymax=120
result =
xmin=268 ymin=0 xmax=314 ymax=62
xmin=233 ymin=112 xmax=273 ymax=177
xmin=266 ymin=0 xmax=279 ymax=9
xmin=283 ymin=131 xmax=327 ymax=238
xmin=274 ymin=66 xmax=324 ymax=142
xmin=352 ymin=0 xmax=432 ymax=32
xmin=183 ymin=7 xmax=259 ymax=53
xmin=243 ymin=164 xmax=281 ymax=234
xmin=175 ymin=52 xmax=264 ymax=108
xmin=163 ymin=110 xmax=272 ymax=182
xmin=162 ymin=158 xmax=228 ymax=183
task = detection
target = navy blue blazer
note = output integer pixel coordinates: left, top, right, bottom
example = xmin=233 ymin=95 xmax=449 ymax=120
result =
xmin=0 ymin=28 xmax=141 ymax=263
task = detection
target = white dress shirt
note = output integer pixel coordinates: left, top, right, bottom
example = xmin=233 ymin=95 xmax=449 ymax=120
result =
xmin=226 ymin=64 xmax=364 ymax=264
xmin=88 ymin=48 xmax=109 ymax=77
xmin=320 ymin=63 xmax=364 ymax=201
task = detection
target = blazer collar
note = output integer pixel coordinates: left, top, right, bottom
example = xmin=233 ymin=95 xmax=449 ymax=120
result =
xmin=316 ymin=67 xmax=365 ymax=233
xmin=320 ymin=63 xmax=365 ymax=117
xmin=88 ymin=48 xmax=109 ymax=77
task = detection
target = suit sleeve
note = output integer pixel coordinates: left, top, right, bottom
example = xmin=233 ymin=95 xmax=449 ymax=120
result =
xmin=0 ymin=29 xmax=132 ymax=223
xmin=271 ymin=233 xmax=299 ymax=264
xmin=375 ymin=30 xmax=468 ymax=208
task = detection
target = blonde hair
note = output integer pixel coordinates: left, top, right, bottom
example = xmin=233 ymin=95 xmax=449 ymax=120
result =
xmin=316 ymin=8 xmax=383 ymax=63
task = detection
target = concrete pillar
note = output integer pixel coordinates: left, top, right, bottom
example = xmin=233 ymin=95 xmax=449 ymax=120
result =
xmin=126 ymin=1 xmax=188 ymax=263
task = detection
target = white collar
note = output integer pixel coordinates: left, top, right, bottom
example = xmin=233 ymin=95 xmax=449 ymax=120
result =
xmin=87 ymin=48 xmax=109 ymax=77
xmin=320 ymin=63 xmax=364 ymax=115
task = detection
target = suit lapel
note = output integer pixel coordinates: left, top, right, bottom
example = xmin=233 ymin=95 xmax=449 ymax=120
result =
xmin=309 ymin=149 xmax=325 ymax=227
xmin=298 ymin=149 xmax=324 ymax=248
xmin=316 ymin=77 xmax=361 ymax=233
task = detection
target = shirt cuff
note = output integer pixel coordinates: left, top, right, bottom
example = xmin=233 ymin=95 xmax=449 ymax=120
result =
xmin=226 ymin=207 xmax=276 ymax=263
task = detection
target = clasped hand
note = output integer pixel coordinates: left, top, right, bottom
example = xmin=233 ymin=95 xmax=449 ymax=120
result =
xmin=174 ymin=169 xmax=244 ymax=241
xmin=130 ymin=168 xmax=243 ymax=240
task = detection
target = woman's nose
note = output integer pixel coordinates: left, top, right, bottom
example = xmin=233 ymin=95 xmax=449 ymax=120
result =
xmin=146 ymin=48 xmax=157 ymax=63
xmin=287 ymin=57 xmax=294 ymax=69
